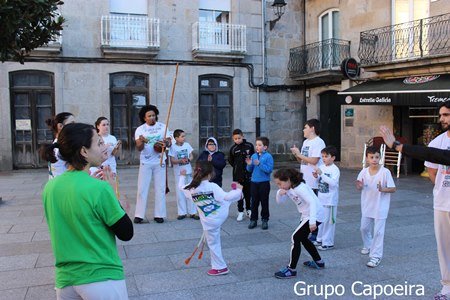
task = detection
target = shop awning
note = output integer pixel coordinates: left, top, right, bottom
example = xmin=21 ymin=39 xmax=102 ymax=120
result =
xmin=338 ymin=74 xmax=450 ymax=106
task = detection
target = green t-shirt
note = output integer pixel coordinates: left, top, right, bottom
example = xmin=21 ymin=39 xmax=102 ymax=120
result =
xmin=43 ymin=171 xmax=126 ymax=288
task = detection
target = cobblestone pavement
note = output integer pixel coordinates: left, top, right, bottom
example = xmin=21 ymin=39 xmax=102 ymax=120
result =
xmin=0 ymin=165 xmax=440 ymax=299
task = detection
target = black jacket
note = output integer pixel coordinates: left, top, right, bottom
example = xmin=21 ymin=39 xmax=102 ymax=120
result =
xmin=228 ymin=139 xmax=255 ymax=182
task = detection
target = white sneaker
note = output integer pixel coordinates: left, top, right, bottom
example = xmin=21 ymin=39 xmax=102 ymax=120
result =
xmin=361 ymin=247 xmax=370 ymax=255
xmin=237 ymin=212 xmax=244 ymax=221
xmin=246 ymin=210 xmax=251 ymax=218
xmin=366 ymin=257 xmax=381 ymax=268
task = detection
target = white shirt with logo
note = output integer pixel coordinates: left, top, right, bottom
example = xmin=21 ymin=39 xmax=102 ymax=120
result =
xmin=425 ymin=132 xmax=450 ymax=212
xmin=276 ymin=183 xmax=324 ymax=225
xmin=357 ymin=167 xmax=396 ymax=219
xmin=300 ymin=136 xmax=326 ymax=189
xmin=134 ymin=122 xmax=168 ymax=164
xmin=317 ymin=163 xmax=340 ymax=206
xmin=169 ymin=142 xmax=193 ymax=175
xmin=100 ymin=134 xmax=118 ymax=173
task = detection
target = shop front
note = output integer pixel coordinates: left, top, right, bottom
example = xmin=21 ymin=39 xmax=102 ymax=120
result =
xmin=338 ymin=74 xmax=449 ymax=172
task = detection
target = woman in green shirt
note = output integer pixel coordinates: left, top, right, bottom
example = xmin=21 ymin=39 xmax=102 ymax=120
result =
xmin=42 ymin=123 xmax=133 ymax=300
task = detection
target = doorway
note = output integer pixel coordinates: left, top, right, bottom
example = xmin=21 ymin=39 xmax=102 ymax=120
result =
xmin=199 ymin=75 xmax=233 ymax=152
xmin=319 ymin=90 xmax=341 ymax=160
xmin=10 ymin=71 xmax=55 ymax=168
xmin=110 ymin=72 xmax=149 ymax=165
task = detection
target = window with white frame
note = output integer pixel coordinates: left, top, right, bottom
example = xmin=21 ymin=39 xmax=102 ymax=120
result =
xmin=319 ymin=9 xmax=340 ymax=69
xmin=199 ymin=0 xmax=230 ymax=23
xmin=392 ymin=0 xmax=429 ymax=59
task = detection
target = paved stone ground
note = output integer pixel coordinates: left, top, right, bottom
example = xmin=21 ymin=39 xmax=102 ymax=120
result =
xmin=0 ymin=165 xmax=441 ymax=299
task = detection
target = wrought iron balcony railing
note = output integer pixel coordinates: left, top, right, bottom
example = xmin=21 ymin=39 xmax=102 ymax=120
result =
xmin=101 ymin=15 xmax=160 ymax=48
xmin=192 ymin=22 xmax=246 ymax=53
xmin=288 ymin=38 xmax=351 ymax=77
xmin=358 ymin=13 xmax=450 ymax=65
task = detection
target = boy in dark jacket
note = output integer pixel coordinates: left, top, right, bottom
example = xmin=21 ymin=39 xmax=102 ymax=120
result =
xmin=228 ymin=129 xmax=255 ymax=221
xmin=197 ymin=137 xmax=226 ymax=186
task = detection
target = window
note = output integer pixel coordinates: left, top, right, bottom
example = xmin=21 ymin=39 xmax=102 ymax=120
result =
xmin=319 ymin=9 xmax=340 ymax=69
xmin=110 ymin=0 xmax=147 ymax=15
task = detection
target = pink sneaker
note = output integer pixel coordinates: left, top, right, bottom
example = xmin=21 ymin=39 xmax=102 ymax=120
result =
xmin=207 ymin=267 xmax=229 ymax=276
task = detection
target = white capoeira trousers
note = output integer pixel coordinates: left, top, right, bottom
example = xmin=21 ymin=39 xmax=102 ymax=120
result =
xmin=204 ymin=227 xmax=227 ymax=270
xmin=317 ymin=205 xmax=337 ymax=247
xmin=434 ymin=210 xmax=450 ymax=295
xmin=174 ymin=173 xmax=197 ymax=215
xmin=135 ymin=162 xmax=167 ymax=219
xmin=360 ymin=216 xmax=386 ymax=259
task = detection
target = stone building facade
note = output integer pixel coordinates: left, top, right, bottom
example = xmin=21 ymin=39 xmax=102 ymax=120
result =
xmin=0 ymin=0 xmax=304 ymax=170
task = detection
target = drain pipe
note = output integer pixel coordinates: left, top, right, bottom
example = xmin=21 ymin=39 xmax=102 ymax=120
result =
xmin=255 ymin=0 xmax=267 ymax=137
xmin=302 ymin=0 xmax=307 ymax=127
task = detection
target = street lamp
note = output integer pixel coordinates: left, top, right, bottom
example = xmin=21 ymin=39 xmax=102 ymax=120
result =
xmin=269 ymin=0 xmax=287 ymax=30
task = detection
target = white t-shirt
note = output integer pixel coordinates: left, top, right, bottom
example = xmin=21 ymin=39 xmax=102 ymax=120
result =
xmin=317 ymin=163 xmax=340 ymax=206
xmin=100 ymin=134 xmax=118 ymax=173
xmin=276 ymin=183 xmax=324 ymax=225
xmin=49 ymin=138 xmax=67 ymax=179
xmin=179 ymin=178 xmax=242 ymax=230
xmin=357 ymin=167 xmax=396 ymax=219
xmin=424 ymin=132 xmax=450 ymax=212
xmin=300 ymin=136 xmax=326 ymax=189
xmin=134 ymin=122 xmax=168 ymax=164
xmin=169 ymin=142 xmax=193 ymax=175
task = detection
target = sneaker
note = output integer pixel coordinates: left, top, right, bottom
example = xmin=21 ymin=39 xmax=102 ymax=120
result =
xmin=248 ymin=220 xmax=257 ymax=229
xmin=303 ymin=260 xmax=325 ymax=269
xmin=274 ymin=266 xmax=297 ymax=279
xmin=318 ymin=245 xmax=334 ymax=251
xmin=246 ymin=210 xmax=251 ymax=218
xmin=207 ymin=267 xmax=229 ymax=276
xmin=133 ymin=217 xmax=143 ymax=224
xmin=190 ymin=214 xmax=200 ymax=220
xmin=312 ymin=240 xmax=322 ymax=246
xmin=366 ymin=257 xmax=381 ymax=268
xmin=177 ymin=215 xmax=186 ymax=220
xmin=361 ymin=247 xmax=370 ymax=255
xmin=237 ymin=212 xmax=244 ymax=221
xmin=261 ymin=220 xmax=268 ymax=230
xmin=153 ymin=217 xmax=164 ymax=223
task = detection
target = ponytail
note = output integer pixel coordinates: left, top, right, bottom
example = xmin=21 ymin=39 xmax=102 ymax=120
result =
xmin=40 ymin=143 xmax=59 ymax=163
xmin=45 ymin=112 xmax=74 ymax=135
xmin=184 ymin=161 xmax=214 ymax=190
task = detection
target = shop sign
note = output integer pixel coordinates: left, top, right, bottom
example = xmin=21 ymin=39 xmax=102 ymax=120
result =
xmin=341 ymin=58 xmax=360 ymax=80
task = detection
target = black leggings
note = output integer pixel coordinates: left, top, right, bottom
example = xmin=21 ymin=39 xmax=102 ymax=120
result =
xmin=289 ymin=220 xmax=322 ymax=269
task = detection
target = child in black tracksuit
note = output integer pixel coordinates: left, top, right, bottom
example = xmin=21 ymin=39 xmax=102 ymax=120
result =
xmin=228 ymin=129 xmax=255 ymax=221
xmin=197 ymin=137 xmax=226 ymax=187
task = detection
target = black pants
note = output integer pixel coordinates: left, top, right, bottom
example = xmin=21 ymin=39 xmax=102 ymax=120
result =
xmin=250 ymin=181 xmax=270 ymax=221
xmin=237 ymin=180 xmax=251 ymax=212
xmin=289 ymin=220 xmax=322 ymax=269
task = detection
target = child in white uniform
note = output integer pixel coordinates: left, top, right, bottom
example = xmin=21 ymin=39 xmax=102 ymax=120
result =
xmin=356 ymin=146 xmax=396 ymax=268
xmin=273 ymin=168 xmax=325 ymax=279
xmin=169 ymin=129 xmax=197 ymax=220
xmin=179 ymin=161 xmax=243 ymax=276
xmin=313 ymin=146 xmax=340 ymax=250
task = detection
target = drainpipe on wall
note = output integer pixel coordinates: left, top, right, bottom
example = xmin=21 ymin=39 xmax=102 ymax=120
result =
xmin=256 ymin=0 xmax=268 ymax=137
xmin=302 ymin=0 xmax=307 ymax=127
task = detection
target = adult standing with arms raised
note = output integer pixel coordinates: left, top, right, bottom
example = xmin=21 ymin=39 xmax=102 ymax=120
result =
xmin=134 ymin=105 xmax=172 ymax=224
xmin=423 ymin=101 xmax=450 ymax=300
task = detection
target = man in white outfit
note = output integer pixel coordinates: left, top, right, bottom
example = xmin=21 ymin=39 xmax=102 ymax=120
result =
xmin=425 ymin=101 xmax=450 ymax=300
xmin=134 ymin=105 xmax=172 ymax=224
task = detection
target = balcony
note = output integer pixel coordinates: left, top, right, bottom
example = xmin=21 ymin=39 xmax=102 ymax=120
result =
xmin=192 ymin=22 xmax=246 ymax=60
xmin=359 ymin=13 xmax=450 ymax=66
xmin=31 ymin=34 xmax=62 ymax=55
xmin=288 ymin=38 xmax=351 ymax=85
xmin=101 ymin=15 xmax=160 ymax=58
